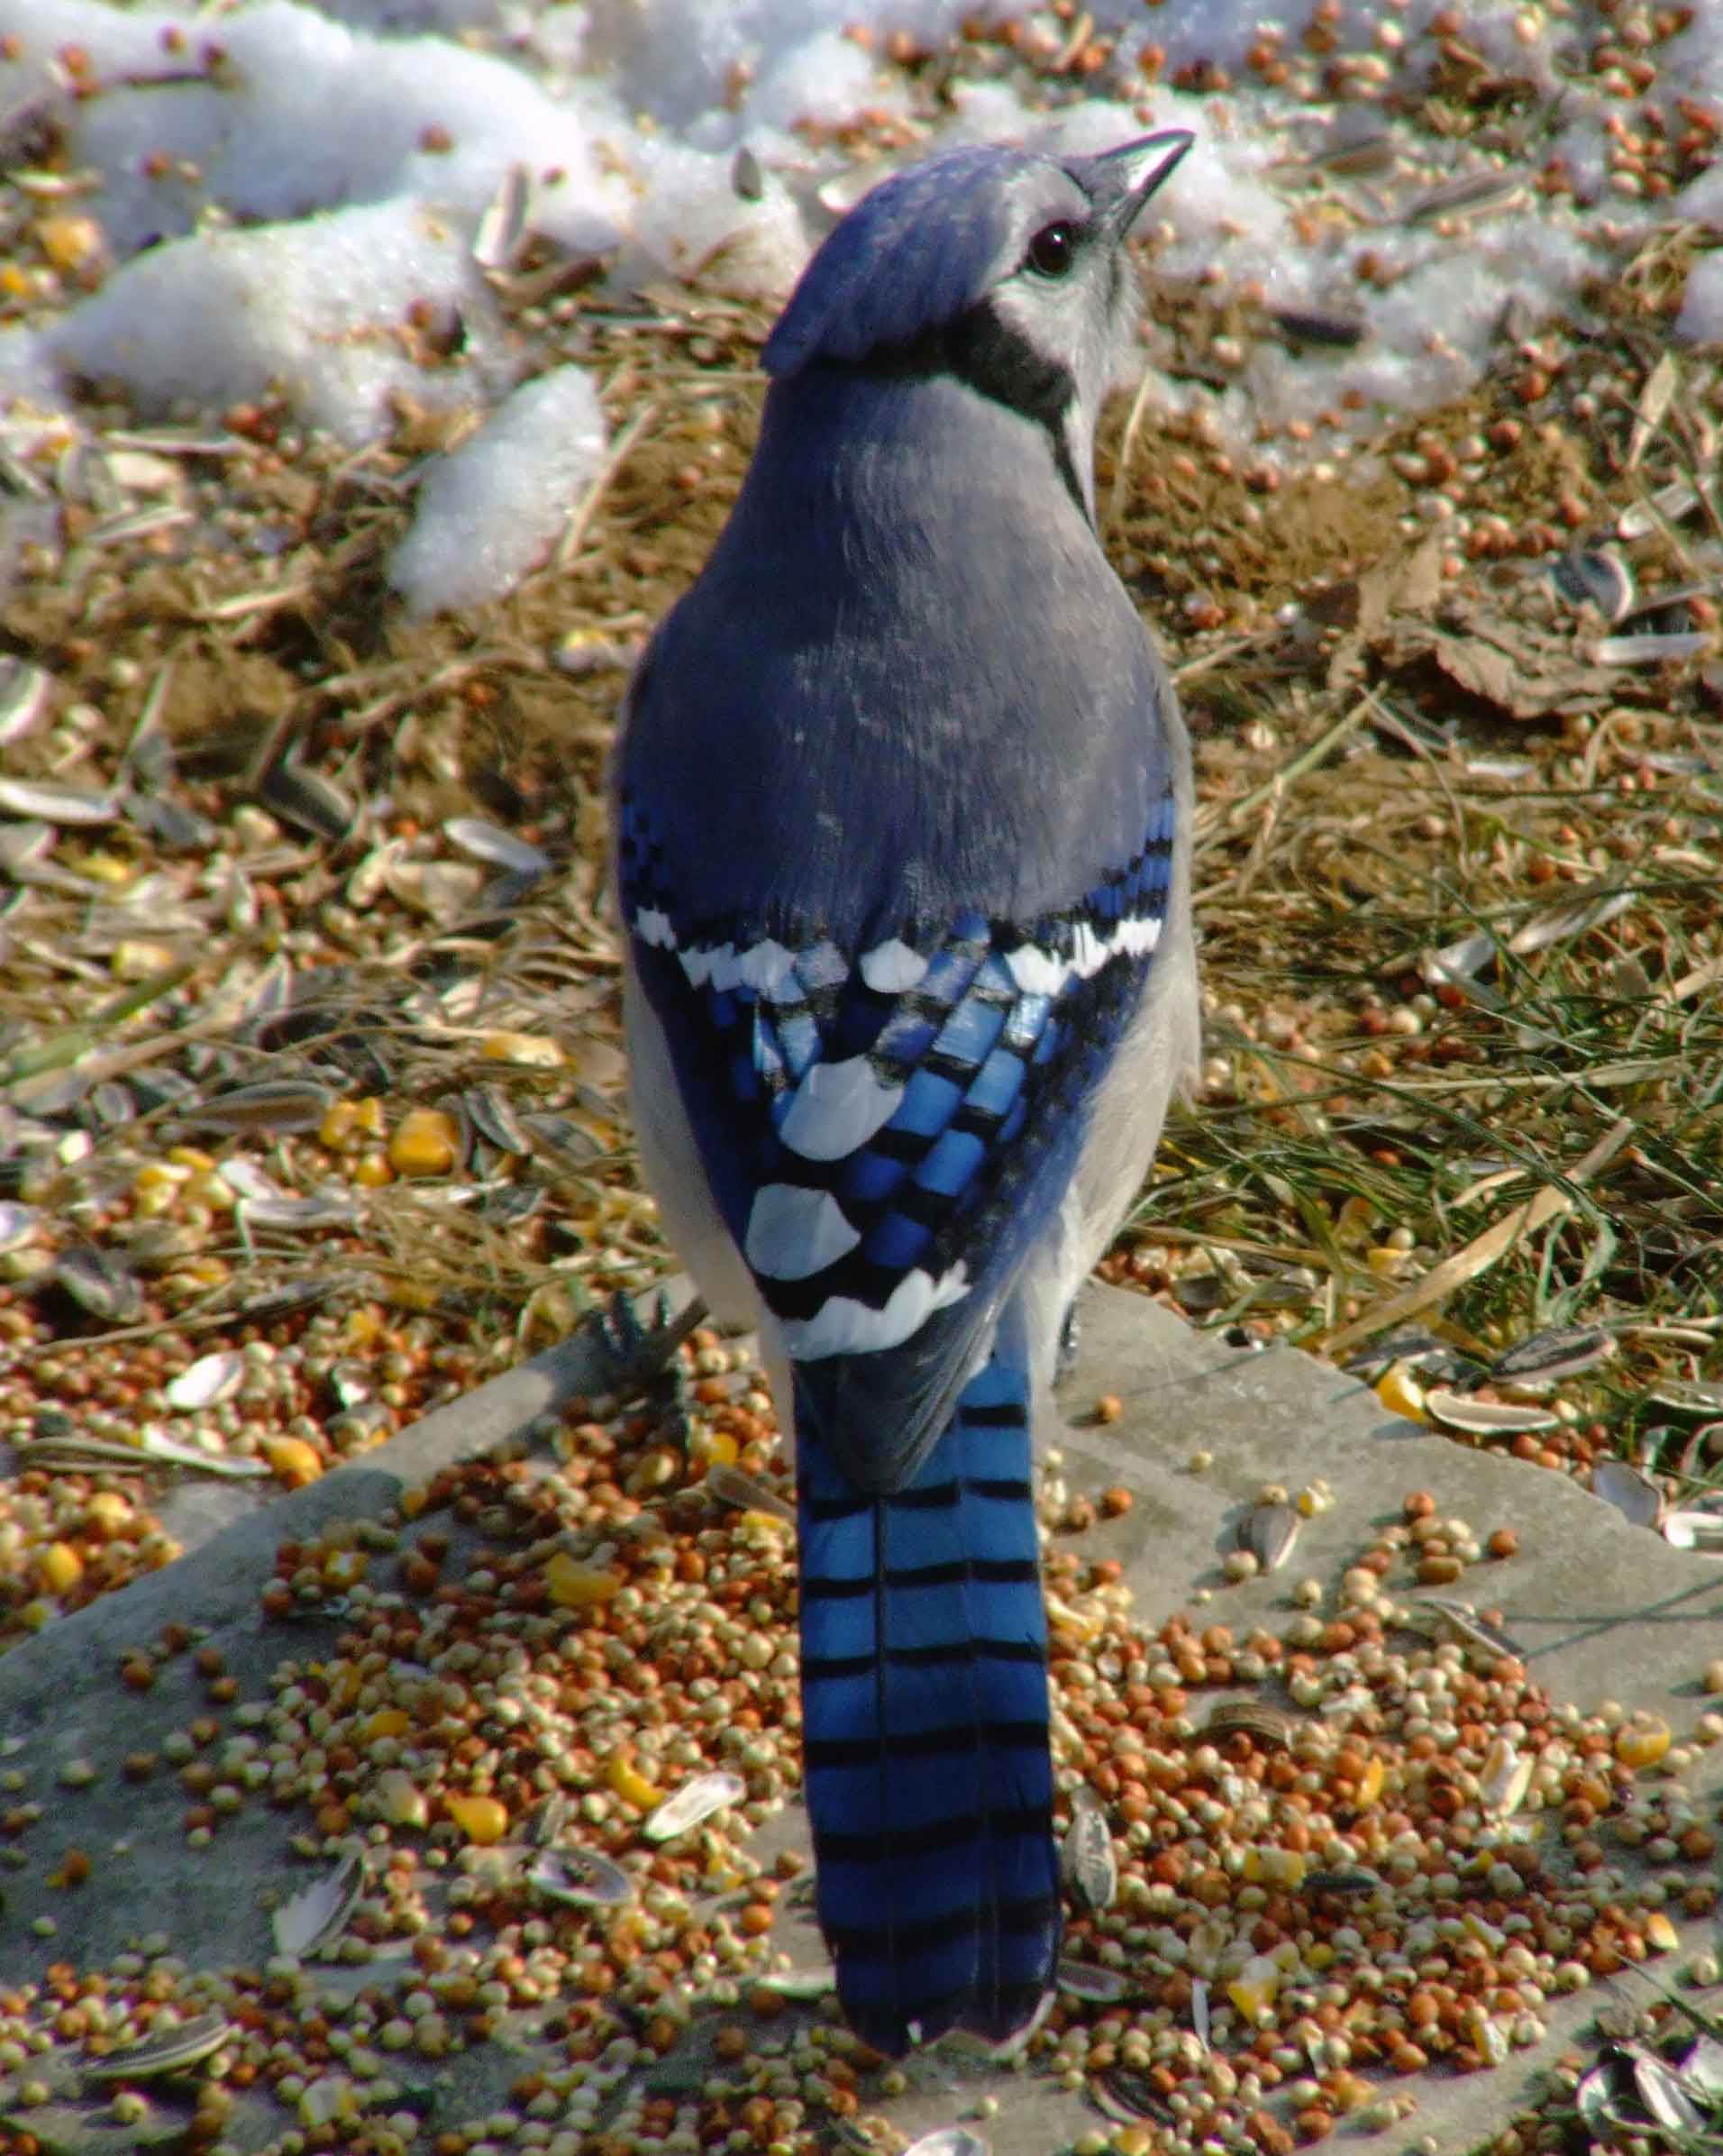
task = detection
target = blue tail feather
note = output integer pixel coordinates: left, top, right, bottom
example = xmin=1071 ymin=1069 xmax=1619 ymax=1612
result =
xmin=797 ymin=1350 xmax=1060 ymax=2053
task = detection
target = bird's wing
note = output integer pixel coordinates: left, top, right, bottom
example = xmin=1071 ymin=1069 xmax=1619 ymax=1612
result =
xmin=616 ymin=767 xmax=1176 ymax=1494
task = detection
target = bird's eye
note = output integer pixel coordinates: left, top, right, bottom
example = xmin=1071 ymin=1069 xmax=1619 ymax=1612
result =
xmin=1026 ymin=220 xmax=1078 ymax=278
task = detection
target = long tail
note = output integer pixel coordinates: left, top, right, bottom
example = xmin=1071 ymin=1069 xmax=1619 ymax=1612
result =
xmin=796 ymin=1348 xmax=1060 ymax=2054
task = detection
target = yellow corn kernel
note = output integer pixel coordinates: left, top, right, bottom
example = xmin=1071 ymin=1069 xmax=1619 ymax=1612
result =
xmin=39 ymin=214 xmax=104 ymax=270
xmin=740 ymin=1510 xmax=793 ymax=1537
xmin=1243 ymin=1845 xmax=1307 ymax=1888
xmin=1615 ymin=1715 xmax=1672 ymax=1770
xmin=545 ymin=1553 xmax=624 ymax=1610
xmin=480 ymin=1030 xmax=564 ymax=1067
xmin=1226 ymin=1954 xmax=1281 ymax=2020
xmin=1354 ymin=1756 xmax=1385 ymax=1806
xmin=1374 ymin=1362 xmax=1426 ymax=1422
xmin=446 ymin=1794 xmax=509 ymax=1845
xmin=134 ymin=1161 xmax=192 ymax=1192
xmin=390 ymin=1108 xmax=462 ymax=1178
xmin=606 ymin=1756 xmax=665 ymax=1811
xmin=264 ymin=1437 xmax=324 ymax=1487
xmin=1644 ymin=1910 xmax=1679 ymax=1952
xmin=77 ymin=850 xmax=133 ymax=887
xmin=112 ymin=938 xmax=178 ymax=978
xmin=625 ymin=1446 xmax=679 ymax=1495
xmin=399 ymin=1481 xmax=429 ymax=1519
xmin=85 ymin=1492 xmax=132 ymax=1532
xmin=39 ymin=1541 xmax=84 ymax=1594
xmin=320 ymin=1100 xmax=361 ymax=1150
xmin=363 ymin=1708 xmax=410 ymax=1741
xmin=691 ymin=1427 xmax=740 ymax=1470
xmin=166 ymin=1146 xmax=215 ymax=1171
xmin=323 ymin=1549 xmax=368 ymax=1589
xmin=1045 ymin=1592 xmax=1104 ymax=1642
xmin=326 ymin=1662 xmax=363 ymax=1708
xmin=374 ymin=1770 xmax=429 ymax=1828
xmin=351 ymin=1150 xmax=394 ymax=1188
xmin=1466 ymin=2003 xmax=1509 ymax=2067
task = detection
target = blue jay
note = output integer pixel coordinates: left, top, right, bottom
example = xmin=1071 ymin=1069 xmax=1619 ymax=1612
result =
xmin=613 ymin=132 xmax=1199 ymax=2054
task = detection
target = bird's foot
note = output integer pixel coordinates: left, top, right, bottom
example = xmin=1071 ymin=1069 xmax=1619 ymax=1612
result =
xmin=583 ymin=1288 xmax=707 ymax=1425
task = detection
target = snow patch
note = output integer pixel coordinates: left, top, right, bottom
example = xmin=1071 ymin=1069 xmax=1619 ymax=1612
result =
xmin=389 ymin=365 xmax=606 ymax=616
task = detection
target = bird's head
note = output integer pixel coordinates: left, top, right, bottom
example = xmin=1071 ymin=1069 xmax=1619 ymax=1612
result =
xmin=761 ymin=132 xmax=1192 ymax=519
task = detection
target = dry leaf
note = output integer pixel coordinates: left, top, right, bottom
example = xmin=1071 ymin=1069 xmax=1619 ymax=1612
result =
xmin=1420 ymin=620 xmax=1619 ymax=717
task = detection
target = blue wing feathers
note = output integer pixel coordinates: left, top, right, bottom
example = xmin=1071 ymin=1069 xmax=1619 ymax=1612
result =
xmin=622 ymin=775 xmax=1172 ymax=1485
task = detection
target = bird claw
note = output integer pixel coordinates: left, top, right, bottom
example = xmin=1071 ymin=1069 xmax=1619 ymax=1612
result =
xmin=1057 ymin=1299 xmax=1081 ymax=1378
xmin=583 ymin=1288 xmax=707 ymax=1414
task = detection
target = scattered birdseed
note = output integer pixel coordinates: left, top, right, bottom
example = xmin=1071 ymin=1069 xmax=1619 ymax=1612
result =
xmin=0 ymin=21 xmax=1718 ymax=2156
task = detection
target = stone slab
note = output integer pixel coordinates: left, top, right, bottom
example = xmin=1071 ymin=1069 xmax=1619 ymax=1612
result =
xmin=0 ymin=1284 xmax=1718 ymax=2156
xmin=1057 ymin=1287 xmax=1723 ymax=1736
xmin=863 ymin=1285 xmax=1723 ymax=2155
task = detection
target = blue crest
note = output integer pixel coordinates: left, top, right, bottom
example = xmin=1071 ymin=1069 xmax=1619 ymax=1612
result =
xmin=763 ymin=143 xmax=1043 ymax=379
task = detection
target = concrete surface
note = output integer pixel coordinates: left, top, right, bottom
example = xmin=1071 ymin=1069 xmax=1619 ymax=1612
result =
xmin=1 ymin=1284 xmax=1719 ymax=2155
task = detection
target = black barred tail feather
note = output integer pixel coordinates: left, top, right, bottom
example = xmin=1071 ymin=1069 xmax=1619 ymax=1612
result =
xmin=796 ymin=1352 xmax=1061 ymax=2055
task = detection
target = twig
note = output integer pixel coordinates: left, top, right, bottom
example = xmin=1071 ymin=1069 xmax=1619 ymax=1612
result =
xmin=1195 ymin=694 xmax=1376 ymax=854
xmin=1171 ymin=626 xmax=1284 ymax=685
xmin=0 ymin=962 xmax=199 ymax=1084
xmin=194 ymin=580 xmax=315 ymax=624
xmin=1669 ymin=954 xmax=1723 ymax=1003
xmin=15 ymin=1278 xmax=249 ymax=1362
xmin=554 ymin=402 xmax=661 ymax=572
xmin=1107 ymin=361 xmax=1162 ymax=533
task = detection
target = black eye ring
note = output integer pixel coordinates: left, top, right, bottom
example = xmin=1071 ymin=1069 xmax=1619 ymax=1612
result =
xmin=1026 ymin=219 xmax=1079 ymax=279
